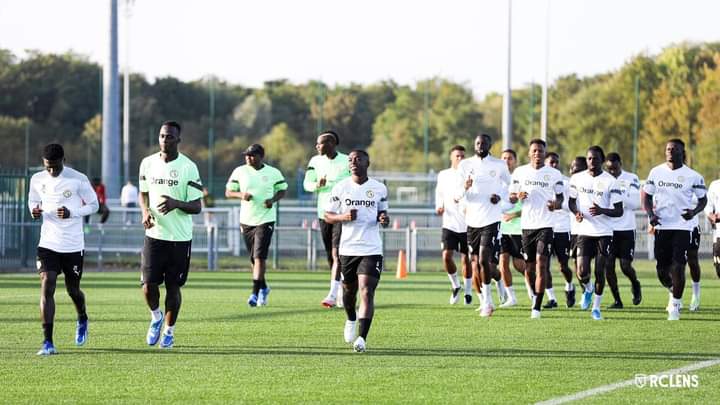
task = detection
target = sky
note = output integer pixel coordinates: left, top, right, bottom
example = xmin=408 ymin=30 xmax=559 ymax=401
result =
xmin=1 ymin=0 xmax=719 ymax=98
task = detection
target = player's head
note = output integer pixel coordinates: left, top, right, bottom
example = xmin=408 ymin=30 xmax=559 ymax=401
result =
xmin=666 ymin=138 xmax=685 ymax=165
xmin=501 ymin=148 xmax=517 ymax=172
xmin=316 ymin=130 xmax=339 ymax=156
xmin=159 ymin=121 xmax=181 ymax=154
xmin=42 ymin=143 xmax=65 ymax=177
xmin=545 ymin=151 xmax=560 ymax=170
xmin=586 ymin=145 xmax=605 ymax=173
xmin=571 ymin=156 xmax=587 ymax=175
xmin=474 ymin=133 xmax=492 ymax=157
xmin=449 ymin=145 xmax=465 ymax=168
xmin=348 ymin=149 xmax=370 ymax=178
xmin=244 ymin=143 xmax=265 ymax=168
xmin=604 ymin=152 xmax=623 ymax=178
xmin=528 ymin=138 xmax=547 ymax=167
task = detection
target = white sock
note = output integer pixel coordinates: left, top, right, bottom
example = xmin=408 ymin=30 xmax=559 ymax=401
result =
xmin=495 ymin=280 xmax=507 ymax=300
xmin=592 ymin=293 xmax=603 ymax=311
xmin=565 ymin=282 xmax=574 ymax=292
xmin=524 ymin=278 xmax=534 ymax=300
xmin=448 ymin=273 xmax=460 ymax=289
xmin=506 ymin=286 xmax=517 ymax=302
xmin=330 ymin=280 xmax=341 ymax=298
xmin=672 ymin=297 xmax=682 ymax=308
xmin=482 ymin=283 xmax=494 ymax=306
xmin=163 ymin=325 xmax=175 ymax=336
xmin=150 ymin=308 xmax=162 ymax=322
xmin=692 ymin=281 xmax=700 ymax=298
xmin=583 ymin=282 xmax=593 ymax=294
xmin=464 ymin=278 xmax=473 ymax=295
xmin=546 ymin=288 xmax=557 ymax=302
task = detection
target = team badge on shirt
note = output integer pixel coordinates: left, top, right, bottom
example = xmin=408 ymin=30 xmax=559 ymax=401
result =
xmin=678 ymin=176 xmax=685 ymax=182
xmin=366 ymin=190 xmax=374 ymax=198
xmin=41 ymin=184 xmax=46 ymax=193
xmin=489 ymin=170 xmax=496 ymax=177
xmin=262 ymin=176 xmax=268 ymax=182
xmin=544 ymin=174 xmax=550 ymax=181
xmin=170 ymin=169 xmax=178 ymax=178
xmin=63 ymin=190 xmax=72 ymax=198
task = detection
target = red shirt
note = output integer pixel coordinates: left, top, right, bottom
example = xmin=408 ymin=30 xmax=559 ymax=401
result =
xmin=94 ymin=184 xmax=107 ymax=204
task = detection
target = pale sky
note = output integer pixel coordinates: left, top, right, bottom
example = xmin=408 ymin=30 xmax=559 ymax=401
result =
xmin=1 ymin=0 xmax=719 ymax=98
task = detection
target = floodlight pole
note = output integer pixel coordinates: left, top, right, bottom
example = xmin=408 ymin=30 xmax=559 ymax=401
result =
xmin=632 ymin=76 xmax=639 ymax=173
xmin=423 ymin=82 xmax=430 ymax=173
xmin=540 ymin=0 xmax=550 ymax=142
xmin=208 ymin=76 xmax=215 ymax=195
xmin=122 ymin=0 xmax=134 ymax=184
xmin=102 ymin=0 xmax=121 ymax=197
xmin=502 ymin=0 xmax=513 ymax=150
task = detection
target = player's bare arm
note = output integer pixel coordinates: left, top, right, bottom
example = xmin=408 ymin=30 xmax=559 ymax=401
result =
xmin=139 ymin=191 xmax=154 ymax=229
xmin=157 ymin=195 xmax=201 ymax=215
xmin=264 ymin=190 xmax=287 ymax=209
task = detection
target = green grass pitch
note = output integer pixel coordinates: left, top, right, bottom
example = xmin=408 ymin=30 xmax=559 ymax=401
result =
xmin=1 ymin=260 xmax=719 ymax=403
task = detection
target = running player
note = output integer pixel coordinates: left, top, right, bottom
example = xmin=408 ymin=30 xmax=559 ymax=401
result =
xmin=139 ymin=121 xmax=204 ymax=348
xmin=603 ymin=153 xmax=642 ymax=309
xmin=457 ymin=134 xmax=511 ymax=317
xmin=303 ymin=131 xmax=350 ymax=308
xmin=644 ymin=139 xmax=706 ymax=320
xmin=324 ymin=150 xmax=390 ymax=353
xmin=544 ymin=152 xmax=576 ymax=308
xmin=226 ymin=143 xmax=288 ymax=307
xmin=435 ymin=145 xmax=473 ymax=305
xmin=498 ymin=149 xmax=524 ymax=307
xmin=704 ymin=175 xmax=720 ymax=279
xmin=509 ymin=139 xmax=564 ymax=319
xmin=568 ymin=157 xmax=588 ymax=278
xmin=569 ymin=146 xmax=623 ymax=321
xmin=29 ymin=144 xmax=99 ymax=355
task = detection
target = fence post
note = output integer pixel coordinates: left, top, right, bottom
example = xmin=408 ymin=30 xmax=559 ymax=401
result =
xmin=306 ymin=227 xmax=312 ymax=270
xmin=207 ymin=224 xmax=217 ymax=271
xmin=405 ymin=227 xmax=411 ymax=273
xmin=98 ymin=225 xmax=104 ymax=272
xmin=410 ymin=227 xmax=417 ymax=273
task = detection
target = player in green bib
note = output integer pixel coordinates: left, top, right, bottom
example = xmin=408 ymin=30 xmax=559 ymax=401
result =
xmin=138 ymin=121 xmax=203 ymax=349
xmin=498 ymin=149 xmax=525 ymax=307
xmin=226 ymin=143 xmax=287 ymax=307
xmin=303 ymin=131 xmax=351 ymax=308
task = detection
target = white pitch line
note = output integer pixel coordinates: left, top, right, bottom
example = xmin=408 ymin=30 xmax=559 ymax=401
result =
xmin=536 ymin=358 xmax=720 ymax=405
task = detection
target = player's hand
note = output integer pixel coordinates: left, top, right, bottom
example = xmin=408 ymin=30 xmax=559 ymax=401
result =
xmin=157 ymin=195 xmax=179 ymax=215
xmin=546 ymin=200 xmax=557 ymax=212
xmin=264 ymin=199 xmax=274 ymax=209
xmin=589 ymin=203 xmax=602 ymax=216
xmin=648 ymin=224 xmax=656 ymax=235
xmin=318 ymin=176 xmax=327 ymax=188
xmin=490 ymin=194 xmax=500 ymax=204
xmin=56 ymin=206 xmax=70 ymax=219
xmin=31 ymin=204 xmax=43 ymax=219
xmin=681 ymin=209 xmax=695 ymax=221
xmin=343 ymin=209 xmax=357 ymax=222
xmin=575 ymin=212 xmax=584 ymax=223
xmin=502 ymin=213 xmax=515 ymax=222
xmin=509 ymin=193 xmax=518 ymax=204
xmin=241 ymin=192 xmax=253 ymax=201
xmin=518 ymin=191 xmax=528 ymax=201
xmin=436 ymin=207 xmax=444 ymax=216
xmin=464 ymin=175 xmax=473 ymax=190
xmin=709 ymin=213 xmax=719 ymax=225
xmin=142 ymin=211 xmax=154 ymax=229
xmin=648 ymin=214 xmax=660 ymax=227
xmin=378 ymin=212 xmax=390 ymax=227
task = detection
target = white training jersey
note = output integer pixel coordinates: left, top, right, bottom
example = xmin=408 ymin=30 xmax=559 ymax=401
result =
xmin=28 ymin=167 xmax=99 ymax=252
xmin=435 ymin=167 xmax=467 ymax=233
xmin=510 ymin=164 xmax=564 ymax=230
xmin=611 ymin=170 xmax=641 ymax=231
xmin=456 ymin=155 xmax=511 ymax=228
xmin=325 ymin=177 xmax=389 ymax=256
xmin=569 ymin=170 xmax=623 ymax=236
xmin=704 ymin=179 xmax=720 ymax=239
xmin=643 ymin=164 xmax=706 ymax=231
xmin=552 ymin=176 xmax=571 ymax=233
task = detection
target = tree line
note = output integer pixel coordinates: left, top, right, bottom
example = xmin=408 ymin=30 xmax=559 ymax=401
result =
xmin=1 ymin=42 xmax=719 ymax=197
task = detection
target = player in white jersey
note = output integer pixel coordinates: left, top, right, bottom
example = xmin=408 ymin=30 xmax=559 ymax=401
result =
xmin=644 ymin=139 xmax=707 ymax=320
xmin=435 ymin=145 xmax=473 ymax=305
xmin=28 ymin=144 xmax=99 ymax=355
xmin=497 ymin=149 xmax=524 ymax=308
xmin=509 ymin=139 xmax=564 ymax=319
xmin=603 ymin=153 xmax=642 ymax=309
xmin=569 ymin=146 xmax=623 ymax=321
xmin=325 ymin=150 xmax=390 ymax=353
xmin=704 ymin=177 xmax=720 ymax=279
xmin=543 ymin=152 xmax=576 ymax=308
xmin=457 ymin=134 xmax=511 ymax=317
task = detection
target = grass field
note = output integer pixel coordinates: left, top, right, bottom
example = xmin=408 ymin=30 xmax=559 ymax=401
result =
xmin=1 ymin=260 xmax=719 ymax=404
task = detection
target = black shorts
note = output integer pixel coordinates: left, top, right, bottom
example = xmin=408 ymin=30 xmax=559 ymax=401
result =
xmin=36 ymin=247 xmax=84 ymax=282
xmin=522 ymin=228 xmax=554 ymax=261
xmin=319 ymin=219 xmax=342 ymax=254
xmin=576 ymin=235 xmax=613 ymax=258
xmin=689 ymin=226 xmax=700 ymax=252
xmin=441 ymin=228 xmax=469 ymax=254
xmin=340 ymin=255 xmax=384 ymax=283
xmin=467 ymin=222 xmax=500 ymax=257
xmin=141 ymin=237 xmax=192 ymax=287
xmin=713 ymin=238 xmax=720 ymax=264
xmin=611 ymin=230 xmax=636 ymax=260
xmin=553 ymin=231 xmax=571 ymax=262
xmin=570 ymin=234 xmax=578 ymax=259
xmin=242 ymin=222 xmax=275 ymax=262
xmin=500 ymin=234 xmax=524 ymax=260
xmin=654 ymin=229 xmax=691 ymax=267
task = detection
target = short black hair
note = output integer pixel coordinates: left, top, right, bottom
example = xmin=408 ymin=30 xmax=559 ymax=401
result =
xmin=529 ymin=138 xmax=547 ymax=148
xmin=43 ymin=144 xmax=64 ymax=161
xmin=320 ymin=130 xmax=340 ymax=145
xmin=667 ymin=138 xmax=685 ymax=149
xmin=571 ymin=156 xmax=588 ymax=174
xmin=450 ymin=145 xmax=466 ymax=153
xmin=606 ymin=152 xmax=622 ymax=163
xmin=546 ymin=151 xmax=559 ymax=160
xmin=502 ymin=148 xmax=517 ymax=159
xmin=349 ymin=149 xmax=369 ymax=159
xmin=587 ymin=145 xmax=605 ymax=161
xmin=478 ymin=133 xmax=492 ymax=143
xmin=161 ymin=121 xmax=182 ymax=133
